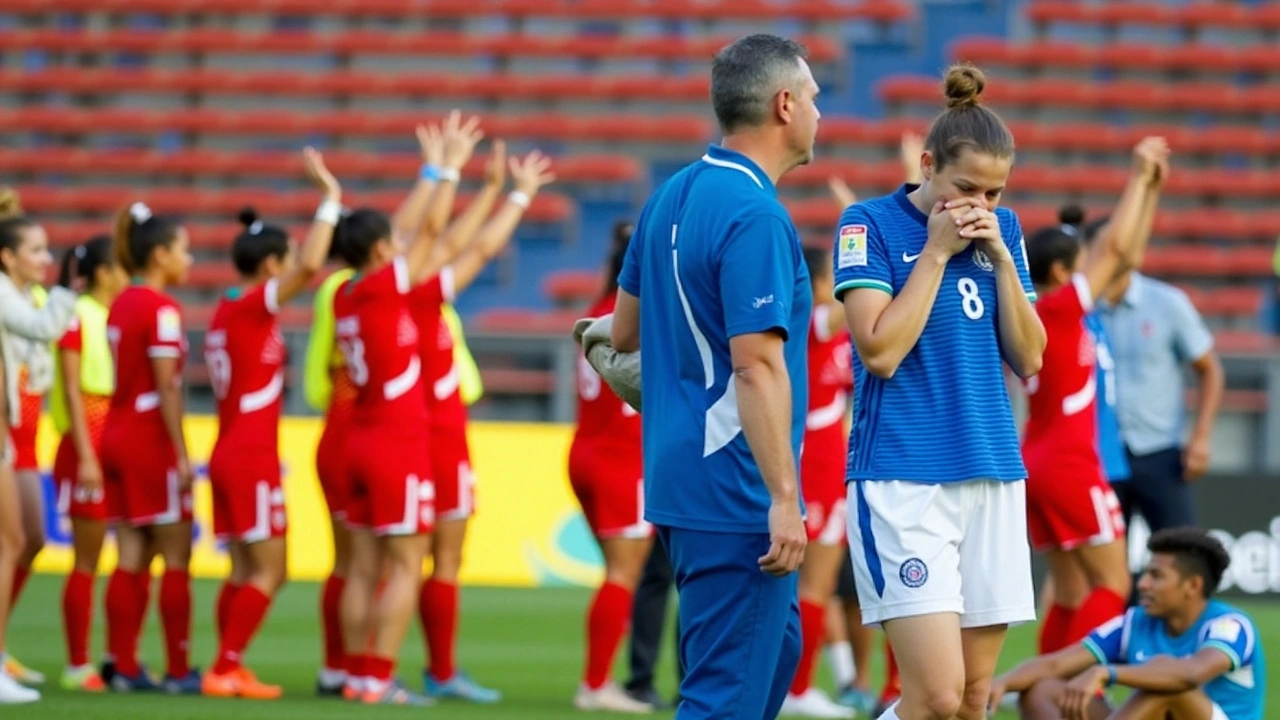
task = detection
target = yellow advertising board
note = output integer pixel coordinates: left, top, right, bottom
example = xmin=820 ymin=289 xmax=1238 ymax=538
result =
xmin=32 ymin=417 xmax=605 ymax=587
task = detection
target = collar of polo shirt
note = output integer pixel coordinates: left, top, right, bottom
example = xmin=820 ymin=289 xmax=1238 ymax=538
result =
xmin=700 ymin=145 xmax=778 ymax=196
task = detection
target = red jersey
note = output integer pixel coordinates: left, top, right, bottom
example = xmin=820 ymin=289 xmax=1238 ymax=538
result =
xmin=333 ymin=257 xmax=428 ymax=427
xmin=804 ymin=303 xmax=852 ymax=459
xmin=571 ymin=294 xmax=641 ymax=454
xmin=205 ymin=279 xmax=286 ymax=446
xmin=1022 ymin=275 xmax=1103 ymax=480
xmin=107 ymin=285 xmax=186 ymax=418
xmin=409 ymin=268 xmax=466 ymax=431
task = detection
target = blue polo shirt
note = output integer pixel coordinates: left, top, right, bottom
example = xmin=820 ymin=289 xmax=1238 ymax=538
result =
xmin=617 ymin=144 xmax=812 ymax=534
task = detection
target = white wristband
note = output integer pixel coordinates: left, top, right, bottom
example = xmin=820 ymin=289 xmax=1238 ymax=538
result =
xmin=439 ymin=166 xmax=461 ymax=183
xmin=508 ymin=191 xmax=531 ymax=209
xmin=315 ymin=200 xmax=342 ymax=226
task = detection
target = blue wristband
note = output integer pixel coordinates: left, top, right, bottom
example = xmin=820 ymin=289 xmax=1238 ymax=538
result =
xmin=420 ymin=164 xmax=442 ymax=182
xmin=1105 ymin=666 xmax=1118 ymax=687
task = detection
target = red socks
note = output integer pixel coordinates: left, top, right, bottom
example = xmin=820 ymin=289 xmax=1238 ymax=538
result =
xmin=106 ymin=569 xmax=142 ymax=677
xmin=420 ymin=578 xmax=458 ymax=683
xmin=215 ymin=582 xmax=240 ymax=638
xmin=789 ymin=599 xmax=827 ymax=696
xmin=11 ymin=566 xmax=30 ymax=605
xmin=584 ymin=581 xmax=633 ymax=690
xmin=321 ymin=574 xmax=347 ymax=671
xmin=368 ymin=655 xmax=394 ymax=683
xmin=1065 ymin=588 xmax=1126 ymax=646
xmin=212 ymin=585 xmax=272 ymax=675
xmin=160 ymin=569 xmax=192 ymax=679
xmin=1039 ymin=603 xmax=1076 ymax=654
xmin=62 ymin=569 xmax=95 ymax=667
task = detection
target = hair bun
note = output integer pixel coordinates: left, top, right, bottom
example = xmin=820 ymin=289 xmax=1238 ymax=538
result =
xmin=0 ymin=187 xmax=23 ymax=221
xmin=944 ymin=64 xmax=986 ymax=109
xmin=1058 ymin=204 xmax=1086 ymax=227
xmin=238 ymin=207 xmax=259 ymax=228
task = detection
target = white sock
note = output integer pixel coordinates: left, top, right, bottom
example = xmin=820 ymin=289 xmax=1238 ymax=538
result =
xmin=825 ymin=641 xmax=855 ymax=688
xmin=319 ymin=667 xmax=348 ymax=686
xmin=876 ymin=700 xmax=901 ymax=720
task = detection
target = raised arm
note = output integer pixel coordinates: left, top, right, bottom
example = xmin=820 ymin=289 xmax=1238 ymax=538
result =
xmin=1080 ymin=137 xmax=1169 ymax=300
xmin=404 ymin=112 xmax=484 ymax=284
xmin=427 ymin=140 xmax=507 ymax=276
xmin=391 ymin=122 xmax=444 ymax=240
xmin=276 ymin=148 xmax=342 ymax=305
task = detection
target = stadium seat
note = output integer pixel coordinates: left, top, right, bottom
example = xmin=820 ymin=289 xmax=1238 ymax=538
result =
xmin=472 ymin=308 xmax=581 ymax=335
xmin=0 ymin=28 xmax=842 ymax=64
xmin=1196 ymin=287 xmax=1264 ymax=318
xmin=542 ymin=270 xmax=602 ymax=307
xmin=0 ymin=148 xmax=643 ymax=185
xmin=1143 ymin=246 xmax=1273 ymax=277
xmin=0 ymin=107 xmax=714 ymax=144
xmin=951 ymin=38 xmax=1259 ymax=74
xmin=1026 ymin=1 xmax=1280 ymax=31
xmin=478 ymin=368 xmax=557 ymax=396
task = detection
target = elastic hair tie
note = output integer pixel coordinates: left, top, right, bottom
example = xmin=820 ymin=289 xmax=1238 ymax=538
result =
xmin=249 ymin=220 xmax=264 ymax=235
xmin=129 ymin=202 xmax=152 ymax=223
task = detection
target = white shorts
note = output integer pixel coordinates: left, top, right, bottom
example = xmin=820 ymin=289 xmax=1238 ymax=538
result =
xmin=845 ymin=479 xmax=1036 ymax=629
xmin=1211 ymin=702 xmax=1228 ymax=720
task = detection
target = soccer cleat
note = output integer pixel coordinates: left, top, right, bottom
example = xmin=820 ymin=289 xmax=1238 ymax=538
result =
xmin=202 ymin=667 xmax=283 ymax=700
xmin=162 ymin=668 xmax=203 ymax=695
xmin=316 ymin=674 xmax=347 ymax=697
xmin=424 ymin=670 xmax=502 ymax=704
xmin=362 ymin=680 xmax=434 ymax=706
xmin=110 ymin=666 xmax=160 ymax=693
xmin=3 ymin=654 xmax=44 ymax=685
xmin=574 ymin=682 xmax=655 ymax=713
xmin=99 ymin=660 xmax=117 ymax=686
xmin=781 ymin=689 xmax=856 ymax=718
xmin=0 ymin=670 xmax=40 ymax=704
xmin=837 ymin=686 xmax=877 ymax=715
xmin=60 ymin=665 xmax=107 ymax=692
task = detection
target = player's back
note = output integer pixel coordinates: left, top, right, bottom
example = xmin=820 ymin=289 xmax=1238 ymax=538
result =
xmin=573 ymin=293 xmax=641 ymax=452
xmin=206 ymin=280 xmax=286 ymax=444
xmin=333 ymin=257 xmax=428 ymax=427
xmin=107 ymin=285 xmax=185 ymax=417
xmin=1022 ymin=278 xmax=1101 ymax=479
xmin=834 ymin=187 xmax=1033 ymax=483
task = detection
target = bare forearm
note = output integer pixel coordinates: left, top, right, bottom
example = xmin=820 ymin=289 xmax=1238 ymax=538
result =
xmin=1104 ymin=176 xmax=1151 ymax=267
xmin=392 ymin=180 xmax=438 ymax=240
xmin=450 ymin=196 xmax=525 ymax=291
xmin=853 ymin=252 xmax=947 ymax=377
xmin=1114 ymin=659 xmax=1199 ymax=693
xmin=1193 ymin=358 xmax=1224 ymax=439
xmin=995 ymin=261 xmax=1046 ymax=377
xmin=439 ymin=185 xmax=502 ymax=261
xmin=159 ymin=385 xmax=188 ymax=460
xmin=735 ymin=360 xmax=798 ymax=502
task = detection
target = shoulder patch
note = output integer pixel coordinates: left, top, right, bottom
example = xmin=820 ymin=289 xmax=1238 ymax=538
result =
xmin=156 ymin=306 xmax=182 ymax=342
xmin=1208 ymin=617 xmax=1244 ymax=644
xmin=837 ymin=224 xmax=868 ymax=269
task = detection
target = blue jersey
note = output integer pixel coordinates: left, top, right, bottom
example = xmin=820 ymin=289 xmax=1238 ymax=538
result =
xmin=1085 ymin=601 xmax=1265 ymax=720
xmin=832 ymin=185 xmax=1035 ymax=483
xmin=617 ymin=145 xmax=812 ymax=534
xmin=1085 ymin=312 xmax=1130 ymax=482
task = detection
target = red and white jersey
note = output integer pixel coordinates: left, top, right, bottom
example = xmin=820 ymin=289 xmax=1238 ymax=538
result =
xmin=571 ymin=294 xmax=641 ymax=454
xmin=409 ymin=268 xmax=466 ymax=432
xmin=333 ymin=257 xmax=428 ymax=427
xmin=1022 ymin=274 xmax=1103 ymax=480
xmin=205 ymin=279 xmax=286 ymax=444
xmin=107 ymin=285 xmax=186 ymax=417
xmin=804 ymin=303 xmax=852 ymax=458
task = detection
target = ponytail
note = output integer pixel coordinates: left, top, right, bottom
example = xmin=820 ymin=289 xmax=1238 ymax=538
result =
xmin=114 ymin=202 xmax=179 ymax=275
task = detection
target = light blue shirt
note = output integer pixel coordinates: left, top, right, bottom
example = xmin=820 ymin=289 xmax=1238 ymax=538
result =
xmin=1096 ymin=273 xmax=1214 ymax=456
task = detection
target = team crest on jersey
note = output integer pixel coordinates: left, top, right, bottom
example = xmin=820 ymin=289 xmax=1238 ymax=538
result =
xmin=156 ymin=306 xmax=182 ymax=342
xmin=837 ymin=224 xmax=867 ymax=269
xmin=900 ymin=557 xmax=928 ymax=588
xmin=972 ymin=248 xmax=994 ymax=272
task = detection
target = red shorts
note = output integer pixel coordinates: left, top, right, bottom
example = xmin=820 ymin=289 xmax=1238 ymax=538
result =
xmin=429 ymin=423 xmax=475 ymax=522
xmin=800 ymin=449 xmax=848 ymax=546
xmin=10 ymin=389 xmax=41 ymax=472
xmin=1026 ymin=470 xmax=1125 ymax=552
xmin=568 ymin=442 xmax=649 ymax=540
xmin=100 ymin=416 xmax=193 ymax=527
xmin=344 ymin=424 xmax=435 ymax=537
xmin=209 ymin=443 xmax=287 ymax=543
xmin=316 ymin=417 xmax=351 ymax=520
xmin=54 ymin=433 xmax=120 ymax=522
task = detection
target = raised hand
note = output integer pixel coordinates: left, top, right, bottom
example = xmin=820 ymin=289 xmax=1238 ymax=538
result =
xmin=951 ymin=198 xmax=1010 ymax=265
xmin=416 ymin=122 xmax=445 ymax=168
xmin=509 ymin=150 xmax=557 ymax=198
xmin=303 ymin=146 xmax=341 ymax=201
xmin=900 ymin=130 xmax=925 ymax=183
xmin=827 ymin=176 xmax=857 ymax=210
xmin=924 ymin=198 xmax=974 ymax=259
xmin=441 ymin=109 xmax=485 ymax=171
xmin=1132 ymin=136 xmax=1170 ymax=188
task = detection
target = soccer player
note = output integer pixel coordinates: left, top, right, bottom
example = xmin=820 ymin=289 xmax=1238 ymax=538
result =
xmin=783 ymin=246 xmax=855 ymax=720
xmin=201 ymin=149 xmax=341 ymax=698
xmin=610 ymin=34 xmax=818 ymax=720
xmin=836 ymin=64 xmax=1047 ymax=720
xmin=414 ymin=142 xmax=553 ymax=704
xmin=1023 ymin=137 xmax=1169 ymax=658
xmin=52 ymin=235 xmax=128 ymax=692
xmin=990 ymin=527 xmax=1266 ymax=720
xmin=569 ymin=221 xmax=655 ymax=714
xmin=100 ymin=201 xmax=197 ymax=693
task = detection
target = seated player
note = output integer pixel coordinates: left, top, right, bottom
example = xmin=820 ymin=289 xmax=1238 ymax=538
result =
xmin=989 ymin=527 xmax=1265 ymax=720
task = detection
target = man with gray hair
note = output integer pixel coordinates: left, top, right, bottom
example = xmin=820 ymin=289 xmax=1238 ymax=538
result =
xmin=607 ymin=34 xmax=820 ymax=719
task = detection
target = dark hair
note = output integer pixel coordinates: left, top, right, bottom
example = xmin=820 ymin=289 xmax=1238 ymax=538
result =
xmin=924 ymin=64 xmax=1015 ymax=171
xmin=58 ymin=234 xmax=116 ymax=291
xmin=1148 ymin=527 xmax=1231 ymax=598
xmin=0 ymin=186 xmax=38 ymax=274
xmin=711 ymin=34 xmax=809 ymax=133
xmin=114 ymin=203 xmax=181 ymax=275
xmin=1027 ymin=205 xmax=1085 ymax=284
xmin=604 ymin=220 xmax=633 ymax=298
xmin=332 ymin=208 xmax=391 ymax=269
xmin=232 ymin=207 xmax=290 ymax=277
xmin=803 ymin=245 xmax=832 ymax=282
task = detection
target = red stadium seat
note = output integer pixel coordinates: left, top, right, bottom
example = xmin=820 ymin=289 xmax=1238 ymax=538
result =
xmin=1143 ymin=246 xmax=1273 ymax=277
xmin=1194 ymin=287 xmax=1264 ymax=318
xmin=1026 ymin=1 xmax=1280 ymax=31
xmin=472 ymin=308 xmax=581 ymax=335
xmin=478 ymin=368 xmax=558 ymax=396
xmin=542 ymin=270 xmax=602 ymax=307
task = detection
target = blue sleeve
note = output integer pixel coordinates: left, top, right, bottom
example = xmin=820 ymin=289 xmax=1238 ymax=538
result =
xmin=1082 ymin=611 xmax=1131 ymax=665
xmin=1199 ymin=614 xmax=1257 ymax=671
xmin=1004 ymin=210 xmax=1037 ymax=303
xmin=832 ymin=204 xmax=891 ymax=299
xmin=719 ymin=214 xmax=798 ymax=340
xmin=617 ymin=209 xmax=645 ymax=298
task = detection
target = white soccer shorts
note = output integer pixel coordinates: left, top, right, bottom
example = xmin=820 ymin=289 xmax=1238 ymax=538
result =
xmin=845 ymin=479 xmax=1036 ymax=629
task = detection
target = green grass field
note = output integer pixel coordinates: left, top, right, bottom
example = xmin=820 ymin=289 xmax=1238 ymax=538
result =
xmin=4 ymin=574 xmax=1278 ymax=719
